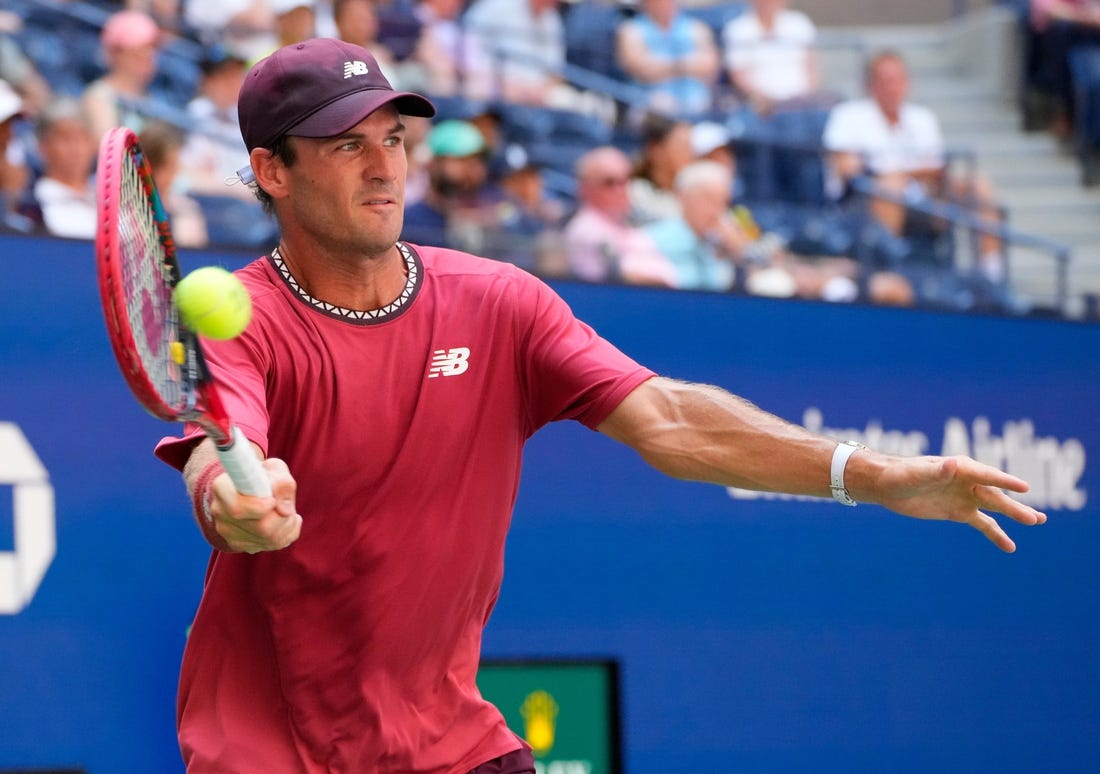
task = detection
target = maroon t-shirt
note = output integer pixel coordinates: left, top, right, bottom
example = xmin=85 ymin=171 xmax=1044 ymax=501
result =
xmin=156 ymin=244 xmax=654 ymax=773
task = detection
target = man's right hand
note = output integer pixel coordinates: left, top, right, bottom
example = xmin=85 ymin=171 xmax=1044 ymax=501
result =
xmin=209 ymin=457 xmax=302 ymax=553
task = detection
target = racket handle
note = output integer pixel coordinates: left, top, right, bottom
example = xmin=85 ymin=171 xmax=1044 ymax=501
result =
xmin=216 ymin=425 xmax=273 ymax=497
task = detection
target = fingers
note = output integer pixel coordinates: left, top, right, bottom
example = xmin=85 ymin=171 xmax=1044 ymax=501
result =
xmin=953 ymin=455 xmax=1030 ymax=494
xmin=977 ymin=484 xmax=1048 ymax=527
xmin=209 ymin=459 xmax=302 ymax=553
xmin=968 ymin=510 xmax=1017 ymax=554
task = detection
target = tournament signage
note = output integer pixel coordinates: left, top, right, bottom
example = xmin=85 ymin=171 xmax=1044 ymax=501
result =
xmin=1 ymin=235 xmax=1097 ymax=773
xmin=478 ymin=660 xmax=621 ymax=774
xmin=0 ymin=422 xmax=55 ymax=615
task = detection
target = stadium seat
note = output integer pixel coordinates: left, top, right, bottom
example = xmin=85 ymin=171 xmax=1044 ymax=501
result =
xmin=548 ymin=109 xmax=612 ymax=146
xmin=563 ymin=2 xmax=629 ymax=82
xmin=528 ymin=139 xmax=590 ymax=178
xmin=192 ymin=195 xmax=279 ymax=249
xmin=426 ymin=95 xmax=491 ymax=123
xmin=766 ymin=107 xmax=832 ymax=205
xmin=680 ymin=2 xmax=748 ymax=40
xmin=1069 ymin=45 xmax=1100 ymax=185
xmin=493 ymin=102 xmax=556 ymax=144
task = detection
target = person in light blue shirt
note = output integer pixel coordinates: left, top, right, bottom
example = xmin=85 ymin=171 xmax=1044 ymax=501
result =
xmin=616 ymin=0 xmax=720 ymax=116
xmin=644 ymin=160 xmax=742 ymax=291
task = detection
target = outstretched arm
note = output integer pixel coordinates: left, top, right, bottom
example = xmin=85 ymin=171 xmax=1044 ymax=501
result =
xmin=597 ymin=377 xmax=1047 ymax=552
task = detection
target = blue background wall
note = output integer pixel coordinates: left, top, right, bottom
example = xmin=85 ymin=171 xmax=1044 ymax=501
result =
xmin=0 ymin=233 xmax=1096 ymax=772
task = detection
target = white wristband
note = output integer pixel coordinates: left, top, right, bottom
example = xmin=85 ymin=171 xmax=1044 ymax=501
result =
xmin=830 ymin=440 xmax=866 ymax=506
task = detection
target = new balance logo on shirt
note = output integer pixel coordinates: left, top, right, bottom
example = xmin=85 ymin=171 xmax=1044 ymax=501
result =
xmin=343 ymin=60 xmax=369 ymax=78
xmin=428 ymin=347 xmax=470 ymax=378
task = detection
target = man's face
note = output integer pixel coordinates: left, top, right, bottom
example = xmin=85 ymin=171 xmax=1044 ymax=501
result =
xmin=643 ymin=0 xmax=677 ymax=26
xmin=681 ymin=178 xmax=730 ymax=237
xmin=40 ymin=116 xmax=95 ymax=183
xmin=752 ymin=0 xmax=785 ymax=17
xmin=429 ymin=154 xmax=486 ymax=198
xmin=869 ymin=56 xmax=909 ymax=118
xmin=334 ymin=0 xmax=378 ymax=45
xmin=110 ymin=43 xmax=159 ymax=88
xmin=277 ymin=104 xmax=408 ymax=258
xmin=580 ymin=153 xmax=632 ymax=220
xmin=529 ymin=0 xmax=558 ymax=16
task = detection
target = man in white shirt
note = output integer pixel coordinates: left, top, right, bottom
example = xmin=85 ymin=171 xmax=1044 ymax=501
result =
xmin=463 ymin=0 xmax=566 ymax=105
xmin=32 ymin=97 xmax=97 ymax=240
xmin=722 ymin=0 xmax=822 ymax=115
xmin=823 ymin=50 xmax=1006 ymax=283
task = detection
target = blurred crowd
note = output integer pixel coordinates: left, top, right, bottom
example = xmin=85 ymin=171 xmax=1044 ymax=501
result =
xmin=0 ymin=0 xmax=1044 ymax=312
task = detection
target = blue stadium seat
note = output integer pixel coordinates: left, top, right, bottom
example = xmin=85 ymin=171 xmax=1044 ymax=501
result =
xmin=549 ymin=109 xmax=612 ymax=146
xmin=680 ymin=2 xmax=748 ymax=40
xmin=563 ymin=2 xmax=629 ymax=81
xmin=766 ymin=107 xmax=832 ymax=205
xmin=528 ymin=139 xmax=590 ymax=178
xmin=1069 ymin=45 xmax=1100 ymax=184
xmin=491 ymin=103 xmax=554 ymax=144
xmin=426 ymin=95 xmax=491 ymax=123
xmin=192 ymin=195 xmax=279 ymax=249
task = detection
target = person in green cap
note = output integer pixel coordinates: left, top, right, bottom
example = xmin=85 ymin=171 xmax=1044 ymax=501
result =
xmin=401 ymin=118 xmax=504 ymax=250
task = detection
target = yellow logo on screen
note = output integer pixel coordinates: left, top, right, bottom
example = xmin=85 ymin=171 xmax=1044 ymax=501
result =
xmin=520 ymin=690 xmax=559 ymax=756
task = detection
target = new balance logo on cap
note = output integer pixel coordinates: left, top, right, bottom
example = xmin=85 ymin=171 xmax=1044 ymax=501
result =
xmin=343 ymin=60 xmax=369 ymax=78
xmin=428 ymin=347 xmax=470 ymax=378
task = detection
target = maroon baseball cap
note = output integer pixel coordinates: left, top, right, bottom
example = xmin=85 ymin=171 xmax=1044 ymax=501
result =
xmin=238 ymin=38 xmax=435 ymax=151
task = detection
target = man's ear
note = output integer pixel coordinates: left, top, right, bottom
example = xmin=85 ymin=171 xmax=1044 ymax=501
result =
xmin=250 ymin=146 xmax=288 ymax=199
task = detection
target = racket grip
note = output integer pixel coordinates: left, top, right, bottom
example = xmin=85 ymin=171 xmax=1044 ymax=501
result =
xmin=216 ymin=425 xmax=273 ymax=497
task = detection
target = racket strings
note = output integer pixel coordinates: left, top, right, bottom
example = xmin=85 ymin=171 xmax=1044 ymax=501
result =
xmin=117 ymin=154 xmax=185 ymax=410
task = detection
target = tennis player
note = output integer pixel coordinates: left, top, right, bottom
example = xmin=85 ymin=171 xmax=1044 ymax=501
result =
xmin=156 ymin=38 xmax=1046 ymax=774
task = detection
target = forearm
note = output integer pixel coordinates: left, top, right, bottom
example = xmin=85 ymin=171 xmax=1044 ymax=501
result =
xmin=600 ymin=378 xmax=1045 ymax=551
xmin=600 ymin=377 xmax=846 ymax=496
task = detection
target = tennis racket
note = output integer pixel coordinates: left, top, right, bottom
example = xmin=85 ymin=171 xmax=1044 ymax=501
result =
xmin=95 ymin=126 xmax=271 ymax=497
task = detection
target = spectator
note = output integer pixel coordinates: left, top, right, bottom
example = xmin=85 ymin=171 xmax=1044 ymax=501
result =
xmin=484 ymin=144 xmax=567 ymax=274
xmin=81 ymin=10 xmax=162 ymax=142
xmin=563 ymin=145 xmax=677 ymax=286
xmin=690 ymin=119 xmax=737 ymax=173
xmin=0 ymin=79 xmax=28 ymax=220
xmin=616 ymin=0 xmax=721 ymax=117
xmin=184 ymin=0 xmax=278 ymax=62
xmin=628 ymin=112 xmax=695 ymax=222
xmin=32 ymin=97 xmax=97 ymax=240
xmin=644 ymin=160 xmax=791 ymax=293
xmin=721 ymin=0 xmax=825 ymax=116
xmin=413 ymin=0 xmax=495 ymax=100
xmin=181 ymin=44 xmax=251 ymax=199
xmin=401 ymin=119 xmax=502 ymax=251
xmin=0 ymin=21 xmax=52 ymax=119
xmin=689 ymin=119 xmax=868 ymax=302
xmin=823 ymin=50 xmax=1008 ymax=288
xmin=1026 ymin=0 xmax=1100 ymax=139
xmin=374 ymin=0 xmax=424 ymax=62
xmin=129 ymin=0 xmax=192 ymax=39
xmin=463 ymin=0 xmax=571 ymax=107
xmin=273 ymin=0 xmax=317 ymax=47
xmin=334 ymin=0 xmax=424 ymax=90
xmin=140 ymin=120 xmax=208 ymax=248
xmin=402 ymin=113 xmax=433 ymax=206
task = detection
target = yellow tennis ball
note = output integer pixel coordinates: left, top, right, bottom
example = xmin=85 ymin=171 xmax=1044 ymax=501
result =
xmin=174 ymin=266 xmax=252 ymax=340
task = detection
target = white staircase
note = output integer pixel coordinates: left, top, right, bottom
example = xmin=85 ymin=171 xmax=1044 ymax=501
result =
xmin=820 ymin=8 xmax=1100 ymax=317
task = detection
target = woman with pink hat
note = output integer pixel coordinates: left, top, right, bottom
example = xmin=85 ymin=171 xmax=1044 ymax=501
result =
xmin=80 ymin=10 xmax=161 ymax=142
